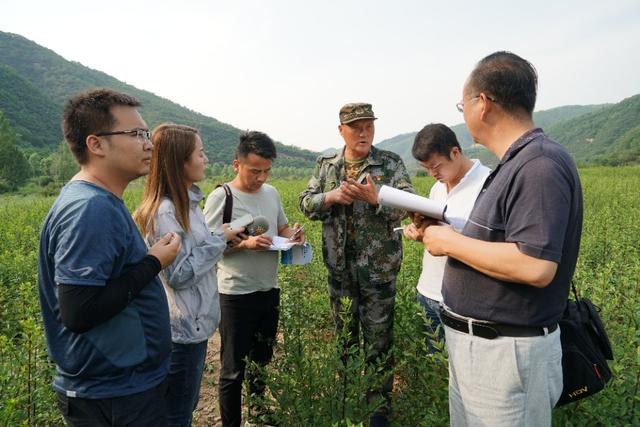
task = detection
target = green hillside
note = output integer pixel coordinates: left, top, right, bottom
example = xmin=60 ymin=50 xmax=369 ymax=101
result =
xmin=377 ymin=102 xmax=627 ymax=171
xmin=372 ymin=131 xmax=417 ymax=164
xmin=535 ymin=104 xmax=610 ymax=129
xmin=0 ymin=64 xmax=61 ymax=148
xmin=450 ymin=104 xmax=611 ymax=160
xmin=0 ymin=31 xmax=317 ymax=167
xmin=546 ymin=94 xmax=640 ymax=166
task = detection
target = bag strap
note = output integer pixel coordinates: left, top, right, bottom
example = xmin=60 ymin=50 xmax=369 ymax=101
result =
xmin=571 ymin=280 xmax=579 ymax=301
xmin=568 ymin=280 xmax=614 ymax=361
xmin=569 ymin=280 xmax=586 ymax=317
xmin=215 ymin=183 xmax=233 ymax=224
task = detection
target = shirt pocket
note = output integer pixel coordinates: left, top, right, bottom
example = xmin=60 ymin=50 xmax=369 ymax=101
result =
xmin=362 ymin=166 xmax=388 ymax=186
xmin=465 ymin=214 xmax=506 ymax=243
xmin=325 ymin=176 xmax=339 ymax=191
xmin=321 ymin=163 xmax=341 ymax=190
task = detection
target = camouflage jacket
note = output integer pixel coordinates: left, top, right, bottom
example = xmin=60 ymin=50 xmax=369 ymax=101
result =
xmin=299 ymin=146 xmax=414 ymax=284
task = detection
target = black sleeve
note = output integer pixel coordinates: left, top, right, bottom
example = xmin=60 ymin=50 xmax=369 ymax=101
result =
xmin=58 ymin=255 xmax=162 ymax=333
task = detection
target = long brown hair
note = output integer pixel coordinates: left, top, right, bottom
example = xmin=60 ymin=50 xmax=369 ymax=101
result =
xmin=134 ymin=123 xmax=199 ymax=238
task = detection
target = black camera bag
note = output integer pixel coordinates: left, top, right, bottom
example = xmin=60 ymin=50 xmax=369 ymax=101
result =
xmin=556 ymin=283 xmax=614 ymax=406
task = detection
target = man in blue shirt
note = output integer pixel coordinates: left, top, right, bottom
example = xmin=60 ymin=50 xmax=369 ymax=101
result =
xmin=38 ymin=88 xmax=181 ymax=426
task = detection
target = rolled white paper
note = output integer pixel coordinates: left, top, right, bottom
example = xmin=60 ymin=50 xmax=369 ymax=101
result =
xmin=377 ymin=185 xmax=446 ymax=221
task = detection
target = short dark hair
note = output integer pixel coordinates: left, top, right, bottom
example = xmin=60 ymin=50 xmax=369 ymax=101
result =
xmin=62 ymin=88 xmax=141 ymax=164
xmin=412 ymin=123 xmax=461 ymax=161
xmin=236 ymin=130 xmax=277 ymax=160
xmin=467 ymin=51 xmax=538 ymax=116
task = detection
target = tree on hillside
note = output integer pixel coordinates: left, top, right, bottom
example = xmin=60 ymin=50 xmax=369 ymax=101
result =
xmin=0 ymin=111 xmax=30 ymax=192
xmin=49 ymin=141 xmax=78 ymax=183
xmin=207 ymin=163 xmax=222 ymax=178
xmin=28 ymin=152 xmax=42 ymax=175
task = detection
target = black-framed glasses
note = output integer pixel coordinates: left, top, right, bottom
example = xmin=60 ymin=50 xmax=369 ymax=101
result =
xmin=456 ymin=94 xmax=497 ymax=113
xmin=95 ymin=128 xmax=152 ymax=142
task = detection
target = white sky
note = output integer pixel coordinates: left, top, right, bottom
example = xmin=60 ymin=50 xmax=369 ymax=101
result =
xmin=1 ymin=0 xmax=639 ymax=152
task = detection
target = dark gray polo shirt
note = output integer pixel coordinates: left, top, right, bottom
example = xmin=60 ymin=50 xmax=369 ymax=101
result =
xmin=442 ymin=128 xmax=583 ymax=327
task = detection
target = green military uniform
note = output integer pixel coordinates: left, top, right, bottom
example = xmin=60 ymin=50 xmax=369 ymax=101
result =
xmin=299 ymin=145 xmax=413 ymax=417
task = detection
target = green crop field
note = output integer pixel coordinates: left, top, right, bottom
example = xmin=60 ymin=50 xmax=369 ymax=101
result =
xmin=1 ymin=167 xmax=638 ymax=426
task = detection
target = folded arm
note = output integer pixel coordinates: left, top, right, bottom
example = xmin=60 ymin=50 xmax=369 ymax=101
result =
xmin=423 ymin=225 xmax=558 ymax=287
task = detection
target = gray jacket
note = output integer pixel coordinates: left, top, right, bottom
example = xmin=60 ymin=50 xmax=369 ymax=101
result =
xmin=153 ymin=185 xmax=226 ymax=344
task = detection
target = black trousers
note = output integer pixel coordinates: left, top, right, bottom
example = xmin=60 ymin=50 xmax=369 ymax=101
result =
xmin=218 ymin=288 xmax=280 ymax=427
xmin=56 ymin=378 xmax=169 ymax=427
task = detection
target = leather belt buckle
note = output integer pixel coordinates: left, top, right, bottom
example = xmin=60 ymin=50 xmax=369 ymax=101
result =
xmin=439 ymin=307 xmax=499 ymax=340
xmin=440 ymin=306 xmax=558 ymax=339
xmin=473 ymin=323 xmax=499 ymax=340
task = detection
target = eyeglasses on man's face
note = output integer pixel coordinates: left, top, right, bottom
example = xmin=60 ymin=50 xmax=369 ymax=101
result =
xmin=456 ymin=94 xmax=497 ymax=113
xmin=95 ymin=128 xmax=152 ymax=143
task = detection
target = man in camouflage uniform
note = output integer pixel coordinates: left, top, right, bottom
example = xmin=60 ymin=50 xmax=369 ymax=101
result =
xmin=299 ymin=103 xmax=413 ymax=427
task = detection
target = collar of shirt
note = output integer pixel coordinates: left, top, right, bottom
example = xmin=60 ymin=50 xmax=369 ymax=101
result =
xmin=187 ymin=184 xmax=204 ymax=206
xmin=449 ymin=159 xmax=485 ymax=197
xmin=325 ymin=145 xmax=385 ymax=168
xmin=485 ymin=128 xmax=544 ymax=184
xmin=500 ymin=128 xmax=544 ymax=164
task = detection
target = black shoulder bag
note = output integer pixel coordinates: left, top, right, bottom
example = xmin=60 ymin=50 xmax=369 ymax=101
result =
xmin=556 ymin=282 xmax=614 ymax=406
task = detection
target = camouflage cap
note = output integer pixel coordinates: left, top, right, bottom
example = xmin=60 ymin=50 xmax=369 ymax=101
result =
xmin=339 ymin=103 xmax=377 ymax=124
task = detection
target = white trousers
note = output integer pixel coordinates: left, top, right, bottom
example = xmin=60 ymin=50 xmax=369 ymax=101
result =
xmin=445 ymin=325 xmax=563 ymax=427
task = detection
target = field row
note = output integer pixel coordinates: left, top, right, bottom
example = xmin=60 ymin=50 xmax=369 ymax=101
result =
xmin=0 ymin=169 xmax=638 ymax=425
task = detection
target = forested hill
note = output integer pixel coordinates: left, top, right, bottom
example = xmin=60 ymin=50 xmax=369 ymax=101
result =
xmin=546 ymin=94 xmax=640 ymax=165
xmin=0 ymin=31 xmax=317 ymax=167
xmin=0 ymin=64 xmax=60 ymax=148
xmin=377 ymin=97 xmax=640 ymax=170
xmin=462 ymin=96 xmax=640 ymax=168
xmin=377 ymin=103 xmax=610 ymax=171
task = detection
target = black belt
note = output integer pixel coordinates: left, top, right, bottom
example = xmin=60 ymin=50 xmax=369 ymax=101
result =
xmin=439 ymin=307 xmax=558 ymax=340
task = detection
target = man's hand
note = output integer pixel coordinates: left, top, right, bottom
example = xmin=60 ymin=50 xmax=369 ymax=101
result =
xmin=324 ymin=187 xmax=354 ymax=207
xmin=220 ymin=224 xmax=246 ymax=245
xmin=403 ymin=223 xmax=424 ymax=241
xmin=283 ymin=223 xmax=305 ymax=244
xmin=422 ymin=224 xmax=458 ymax=257
xmin=342 ymin=174 xmax=379 ymax=206
xmin=411 ymin=211 xmax=439 ymax=227
xmin=149 ymin=232 xmax=182 ymax=268
xmin=409 ymin=212 xmax=424 ymax=228
xmin=403 ymin=212 xmax=440 ymax=241
xmin=237 ymin=234 xmax=273 ymax=250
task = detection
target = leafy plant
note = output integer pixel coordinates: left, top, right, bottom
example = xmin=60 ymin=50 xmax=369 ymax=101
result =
xmin=0 ymin=172 xmax=639 ymax=425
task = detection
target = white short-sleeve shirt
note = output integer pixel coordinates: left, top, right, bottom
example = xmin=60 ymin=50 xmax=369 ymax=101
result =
xmin=417 ymin=159 xmax=491 ymax=302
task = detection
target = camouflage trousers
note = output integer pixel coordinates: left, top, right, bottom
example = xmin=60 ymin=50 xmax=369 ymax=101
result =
xmin=328 ymin=269 xmax=396 ymax=417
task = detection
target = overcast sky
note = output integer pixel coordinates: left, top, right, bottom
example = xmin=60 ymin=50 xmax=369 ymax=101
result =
xmin=1 ymin=0 xmax=639 ymax=152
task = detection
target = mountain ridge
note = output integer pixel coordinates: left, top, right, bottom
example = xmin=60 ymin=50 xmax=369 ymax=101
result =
xmin=0 ymin=31 xmax=317 ymax=167
xmin=376 ymin=101 xmax=635 ymax=170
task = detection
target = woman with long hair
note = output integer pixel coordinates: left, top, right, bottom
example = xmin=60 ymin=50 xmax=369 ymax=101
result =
xmin=134 ymin=123 xmax=242 ymax=427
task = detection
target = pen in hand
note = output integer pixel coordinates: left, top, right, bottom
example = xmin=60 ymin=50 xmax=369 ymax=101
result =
xmin=289 ymin=226 xmax=304 ymax=241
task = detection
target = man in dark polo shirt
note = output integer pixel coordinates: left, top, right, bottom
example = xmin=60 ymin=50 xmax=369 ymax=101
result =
xmin=422 ymin=51 xmax=583 ymax=425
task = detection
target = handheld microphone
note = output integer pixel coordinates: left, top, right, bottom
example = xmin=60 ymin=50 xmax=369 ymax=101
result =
xmin=227 ymin=214 xmax=270 ymax=236
xmin=246 ymin=215 xmax=269 ymax=236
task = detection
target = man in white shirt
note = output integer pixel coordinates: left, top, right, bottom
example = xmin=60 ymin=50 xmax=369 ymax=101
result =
xmin=403 ymin=124 xmax=490 ymax=351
